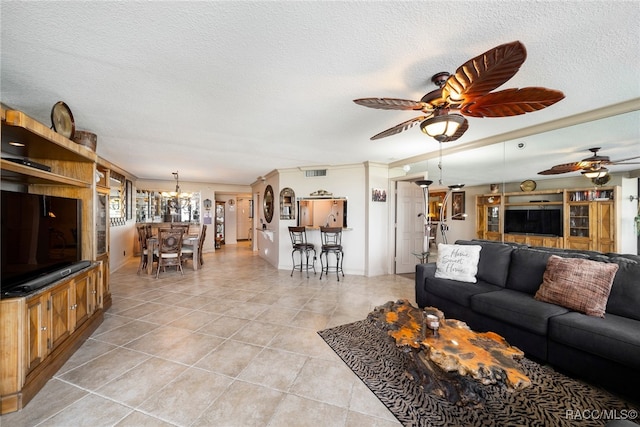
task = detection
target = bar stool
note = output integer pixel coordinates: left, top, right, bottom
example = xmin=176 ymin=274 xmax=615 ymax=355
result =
xmin=288 ymin=226 xmax=316 ymax=278
xmin=319 ymin=226 xmax=344 ymax=281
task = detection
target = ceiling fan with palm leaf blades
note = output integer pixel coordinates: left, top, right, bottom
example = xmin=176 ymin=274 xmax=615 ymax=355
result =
xmin=537 ymin=147 xmax=640 ymax=177
xmin=354 ymin=41 xmax=565 ymax=142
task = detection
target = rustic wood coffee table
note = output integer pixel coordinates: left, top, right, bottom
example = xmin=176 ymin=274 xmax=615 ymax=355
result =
xmin=368 ymin=299 xmax=531 ymax=406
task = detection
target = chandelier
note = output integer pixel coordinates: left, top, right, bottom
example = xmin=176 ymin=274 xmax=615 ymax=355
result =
xmin=161 ymin=171 xmax=192 ymax=200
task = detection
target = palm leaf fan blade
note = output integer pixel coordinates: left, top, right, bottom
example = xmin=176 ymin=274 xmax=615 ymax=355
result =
xmin=443 ymin=41 xmax=527 ymax=103
xmin=370 ymin=116 xmax=430 ymax=140
xmin=538 ymin=162 xmax=582 ymax=175
xmin=461 ymin=88 xmax=565 ymax=117
xmin=353 ymin=98 xmax=430 ymax=111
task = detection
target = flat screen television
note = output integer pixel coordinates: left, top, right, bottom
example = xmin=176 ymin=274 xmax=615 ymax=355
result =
xmin=504 ymin=208 xmax=562 ymax=237
xmin=1 ymin=190 xmax=82 ymax=292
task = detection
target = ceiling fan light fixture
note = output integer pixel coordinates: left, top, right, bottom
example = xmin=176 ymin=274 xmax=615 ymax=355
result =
xmin=420 ymin=113 xmax=465 ymax=142
xmin=582 ymin=167 xmax=609 ymax=179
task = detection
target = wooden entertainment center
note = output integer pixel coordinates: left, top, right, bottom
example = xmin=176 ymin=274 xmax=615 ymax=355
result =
xmin=476 ymin=187 xmax=619 ymax=252
xmin=0 ymin=108 xmax=111 ymax=414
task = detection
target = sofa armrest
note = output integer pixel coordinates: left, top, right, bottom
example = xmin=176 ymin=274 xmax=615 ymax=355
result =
xmin=415 ymin=263 xmax=437 ymax=307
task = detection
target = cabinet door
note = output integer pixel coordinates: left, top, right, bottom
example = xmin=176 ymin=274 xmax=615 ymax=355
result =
xmin=595 ymin=201 xmax=615 ymax=252
xmin=73 ymin=273 xmax=95 ymax=329
xmin=49 ymin=283 xmax=73 ymax=350
xmin=475 ymin=204 xmax=486 ymax=239
xmin=26 ymin=295 xmax=49 ymax=375
xmin=566 ymin=203 xmax=593 ymax=250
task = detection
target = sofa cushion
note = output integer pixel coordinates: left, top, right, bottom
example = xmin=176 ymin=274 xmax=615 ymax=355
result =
xmin=471 ymin=289 xmax=569 ymax=335
xmin=456 ymin=240 xmax=514 ymax=287
xmin=606 ymin=257 xmax=640 ymax=321
xmin=549 ymin=311 xmax=640 ymax=370
xmin=506 ymin=248 xmax=589 ymax=295
xmin=435 ymin=243 xmax=481 ymax=283
xmin=534 ymin=255 xmax=619 ymax=317
xmin=425 ymin=276 xmax=502 ymax=308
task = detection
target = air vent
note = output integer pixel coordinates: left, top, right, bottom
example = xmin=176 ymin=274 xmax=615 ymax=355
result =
xmin=305 ymin=169 xmax=327 ymax=177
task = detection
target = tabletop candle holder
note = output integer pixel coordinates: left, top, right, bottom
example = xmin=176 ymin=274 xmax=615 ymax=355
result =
xmin=426 ymin=314 xmax=440 ymax=337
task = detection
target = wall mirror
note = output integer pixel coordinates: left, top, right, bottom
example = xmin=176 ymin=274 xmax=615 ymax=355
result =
xmin=263 ymin=185 xmax=274 ymax=223
xmin=429 ymin=191 xmax=446 ymax=222
xmin=297 ymin=197 xmax=347 ymax=228
xmin=109 ymin=172 xmax=125 ymax=220
xmin=280 ymin=187 xmax=295 ymax=220
xmin=135 ymin=190 xmax=201 ymax=223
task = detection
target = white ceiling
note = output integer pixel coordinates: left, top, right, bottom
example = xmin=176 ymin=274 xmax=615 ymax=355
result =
xmin=2 ymin=1 xmax=639 ymax=187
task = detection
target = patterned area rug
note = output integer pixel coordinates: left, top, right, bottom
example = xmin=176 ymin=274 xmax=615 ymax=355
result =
xmin=318 ymin=318 xmax=639 ymax=427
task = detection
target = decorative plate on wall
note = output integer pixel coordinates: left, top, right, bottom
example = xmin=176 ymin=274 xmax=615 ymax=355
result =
xmin=263 ymin=185 xmax=274 ymax=223
xmin=51 ymin=101 xmax=75 ymax=139
xmin=520 ymin=179 xmax=537 ymax=192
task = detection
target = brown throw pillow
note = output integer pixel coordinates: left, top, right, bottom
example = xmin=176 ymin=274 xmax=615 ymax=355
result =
xmin=534 ymin=255 xmax=619 ymax=317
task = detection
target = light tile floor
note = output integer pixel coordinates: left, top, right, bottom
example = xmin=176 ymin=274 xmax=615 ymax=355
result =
xmin=2 ymin=241 xmax=416 ymax=426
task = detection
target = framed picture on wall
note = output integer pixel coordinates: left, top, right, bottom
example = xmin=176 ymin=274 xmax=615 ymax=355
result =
xmin=452 ymin=191 xmax=465 ymax=220
xmin=372 ymin=188 xmax=387 ymax=202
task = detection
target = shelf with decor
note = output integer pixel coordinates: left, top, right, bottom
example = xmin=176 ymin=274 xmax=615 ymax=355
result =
xmin=503 ymin=189 xmax=564 ymax=207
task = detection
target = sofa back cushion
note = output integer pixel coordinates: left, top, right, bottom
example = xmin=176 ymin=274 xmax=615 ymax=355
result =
xmin=455 ymin=240 xmax=514 ymax=287
xmin=606 ymin=257 xmax=640 ymax=320
xmin=506 ymin=248 xmax=589 ymax=294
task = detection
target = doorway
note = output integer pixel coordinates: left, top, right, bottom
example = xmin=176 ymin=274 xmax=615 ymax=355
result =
xmin=394 ymin=181 xmax=425 ymax=274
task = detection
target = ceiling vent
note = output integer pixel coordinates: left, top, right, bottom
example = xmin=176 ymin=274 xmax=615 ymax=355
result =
xmin=305 ymin=169 xmax=327 ymax=177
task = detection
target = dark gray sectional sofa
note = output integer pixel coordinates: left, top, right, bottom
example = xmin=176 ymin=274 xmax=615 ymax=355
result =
xmin=415 ymin=239 xmax=640 ymax=402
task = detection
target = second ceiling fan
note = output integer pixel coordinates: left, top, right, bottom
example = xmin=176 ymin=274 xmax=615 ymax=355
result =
xmin=537 ymin=147 xmax=640 ymax=176
xmin=354 ymin=41 xmax=565 ymax=142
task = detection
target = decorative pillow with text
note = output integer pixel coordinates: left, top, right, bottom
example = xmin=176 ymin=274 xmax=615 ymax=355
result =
xmin=435 ymin=243 xmax=482 ymax=283
xmin=534 ymin=255 xmax=619 ymax=317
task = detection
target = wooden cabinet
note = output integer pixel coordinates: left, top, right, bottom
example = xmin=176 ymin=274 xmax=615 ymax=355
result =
xmin=503 ymin=233 xmax=564 ymax=248
xmin=1 ymin=266 xmax=101 ymax=414
xmin=1 ymin=108 xmax=108 ymax=414
xmin=565 ymin=188 xmax=617 ymax=252
xmin=475 ymin=195 xmax=502 ymax=241
xmin=475 ymin=187 xmax=618 ymax=251
xmin=215 ymin=201 xmax=225 ymax=247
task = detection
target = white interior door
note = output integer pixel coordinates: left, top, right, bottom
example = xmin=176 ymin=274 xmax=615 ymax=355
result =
xmin=395 ymin=181 xmax=425 ymax=274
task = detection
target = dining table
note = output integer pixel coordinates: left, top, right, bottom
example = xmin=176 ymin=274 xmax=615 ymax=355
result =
xmin=146 ymin=234 xmax=200 ymax=275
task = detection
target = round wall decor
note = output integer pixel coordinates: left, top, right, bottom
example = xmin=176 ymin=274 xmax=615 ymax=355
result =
xmin=263 ymin=185 xmax=274 ymax=223
xmin=51 ymin=101 xmax=75 ymax=139
xmin=520 ymin=180 xmax=537 ymax=192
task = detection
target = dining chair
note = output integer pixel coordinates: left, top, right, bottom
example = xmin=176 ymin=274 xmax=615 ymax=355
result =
xmin=288 ymin=226 xmax=316 ymax=278
xmin=136 ymin=225 xmax=150 ymax=274
xmin=180 ymin=226 xmax=197 ymax=264
xmin=198 ymin=224 xmax=207 ymax=266
xmin=171 ymin=222 xmax=190 ymax=235
xmin=319 ymin=226 xmax=344 ymax=281
xmin=155 ymin=228 xmax=185 ymax=278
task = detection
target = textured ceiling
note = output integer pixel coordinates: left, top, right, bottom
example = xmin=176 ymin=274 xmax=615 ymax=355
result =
xmin=1 ymin=1 xmax=639 ymax=187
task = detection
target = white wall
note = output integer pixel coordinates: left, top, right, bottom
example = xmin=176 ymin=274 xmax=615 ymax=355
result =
xmin=252 ymin=174 xmax=280 ymax=267
xmin=260 ymin=164 xmax=370 ymax=276
xmin=236 ymin=197 xmax=252 ymax=240
xmin=619 ymin=176 xmax=639 ymax=254
xmin=109 ymin=219 xmax=137 ymax=272
xmin=365 ymin=162 xmax=391 ymax=276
